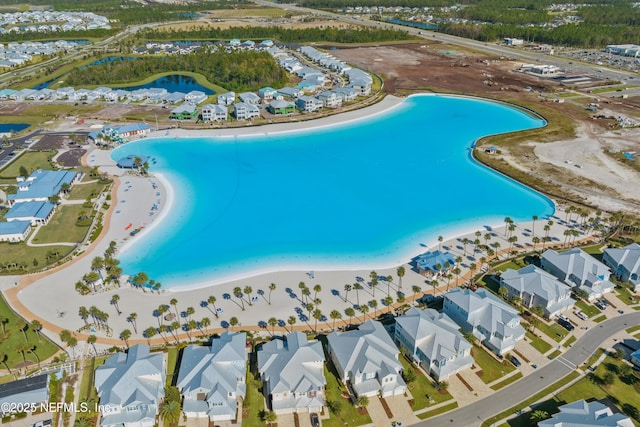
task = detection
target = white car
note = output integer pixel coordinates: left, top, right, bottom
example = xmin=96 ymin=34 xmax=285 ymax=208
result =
xmin=575 ymin=311 xmax=588 ymax=321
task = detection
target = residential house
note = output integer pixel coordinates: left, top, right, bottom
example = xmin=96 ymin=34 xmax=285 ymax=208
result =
xmin=277 ymin=87 xmax=302 ymax=99
xmin=500 ymin=265 xmax=575 ymax=318
xmin=537 ymin=400 xmax=634 ymax=427
xmin=268 ymin=100 xmax=295 ymax=115
xmin=162 ymin=92 xmax=186 ymax=104
xmin=327 ymin=320 xmax=406 ymax=398
xmin=395 ymin=307 xmax=474 ymax=380
xmin=443 ymin=287 xmax=525 ymax=356
xmin=115 ymin=123 xmax=151 ymax=138
xmin=257 ymin=332 xmax=326 ymax=414
xmin=185 ymin=90 xmax=207 ymax=105
xmin=95 ymin=344 xmax=165 ymax=427
xmin=217 ymin=92 xmax=236 ymax=106
xmin=177 ymin=332 xmax=247 ymax=422
xmin=316 ymin=91 xmax=342 ymax=108
xmin=8 ymin=169 xmax=78 ymax=206
xmin=333 ymin=87 xmax=358 ymax=102
xmin=258 ymin=87 xmax=279 ymax=102
xmin=0 ymin=374 xmax=49 ymax=416
xmin=169 ymin=104 xmax=199 ymax=120
xmin=233 ymin=102 xmax=260 ymax=121
xmin=0 ymin=220 xmax=30 ymax=242
xmin=238 ymin=92 xmax=261 ymax=105
xmin=603 ymin=243 xmax=640 ymax=292
xmin=146 ymin=88 xmax=168 ymax=104
xmin=415 ymin=250 xmax=456 ymax=277
xmin=295 ymin=96 xmax=323 ymax=113
xmin=201 ymin=104 xmax=228 ymax=122
xmin=631 ymin=348 xmax=640 ymax=369
xmin=541 ymin=248 xmax=615 ymax=301
xmin=5 ymin=201 xmax=55 ymax=225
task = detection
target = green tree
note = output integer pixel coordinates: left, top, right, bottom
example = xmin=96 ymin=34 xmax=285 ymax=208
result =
xmin=498 ymin=286 xmax=509 ymax=300
xmin=268 ymin=317 xmax=278 ymax=335
xmin=160 ymin=399 xmax=181 ymax=427
xmin=268 ymin=283 xmax=276 ymax=305
xmin=343 ymin=283 xmax=352 ymax=302
xmin=229 ymin=317 xmax=239 ymax=330
xmin=397 ymin=266 xmax=405 ymax=289
xmin=233 ymin=287 xmax=245 ymax=310
xmin=30 ymin=320 xmax=42 ymax=341
xmin=530 ymin=410 xmax=548 ymax=423
xmin=345 ymin=307 xmax=355 ymax=324
xmin=207 ymin=295 xmax=219 ymax=318
xmin=244 ymin=286 xmax=254 ymax=306
xmin=87 ymin=335 xmax=97 ymax=354
xmin=262 ymin=410 xmax=277 ymax=426
xmin=330 ymin=310 xmax=342 ymax=331
xmin=356 ymin=395 xmax=370 ymax=408
xmin=287 ymin=315 xmax=297 ymax=332
xmin=119 ymin=329 xmax=132 ymax=348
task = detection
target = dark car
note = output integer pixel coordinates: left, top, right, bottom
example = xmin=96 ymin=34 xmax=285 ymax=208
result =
xmin=558 ymin=317 xmax=575 ymax=331
xmin=595 ymin=301 xmax=606 ymax=310
xmin=311 ymin=413 xmax=320 ymax=427
xmin=509 ymin=355 xmax=522 ymax=367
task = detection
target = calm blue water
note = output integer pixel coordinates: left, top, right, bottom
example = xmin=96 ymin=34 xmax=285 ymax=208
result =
xmin=0 ymin=123 xmax=29 ymax=133
xmin=114 ymin=74 xmax=215 ymax=95
xmin=112 ymin=95 xmax=554 ymax=288
xmin=84 ymin=56 xmax=136 ymax=68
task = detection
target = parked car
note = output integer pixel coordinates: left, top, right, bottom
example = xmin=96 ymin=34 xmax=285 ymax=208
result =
xmin=558 ymin=317 xmax=575 ymax=331
xmin=509 ymin=355 xmax=522 ymax=367
xmin=311 ymin=413 xmax=320 ymax=427
xmin=575 ymin=311 xmax=588 ymax=321
xmin=594 ymin=301 xmax=606 ymax=310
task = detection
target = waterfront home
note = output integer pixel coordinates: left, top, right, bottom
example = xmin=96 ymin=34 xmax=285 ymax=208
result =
xmin=0 ymin=374 xmax=49 ymax=417
xmin=395 ymin=307 xmax=474 ymax=380
xmin=257 ymin=332 xmax=326 ymax=414
xmin=146 ymin=88 xmax=168 ymax=103
xmin=177 ymin=332 xmax=247 ymax=422
xmin=277 ymin=87 xmax=303 ymax=99
xmin=258 ymin=87 xmax=279 ymax=102
xmin=316 ymin=91 xmax=342 ymax=108
xmin=500 ymin=265 xmax=575 ymax=318
xmin=603 ymin=243 xmax=640 ymax=292
xmin=541 ymin=248 xmax=615 ymax=301
xmin=169 ymin=103 xmax=199 ymax=120
xmin=10 ymin=88 xmax=35 ymax=101
xmin=295 ymin=96 xmax=323 ymax=113
xmin=415 ymin=250 xmax=456 ymax=278
xmin=327 ymin=320 xmax=406 ymax=398
xmin=5 ymin=201 xmax=55 ymax=226
xmin=8 ymin=169 xmax=78 ymax=206
xmin=295 ymin=81 xmax=320 ymax=93
xmin=217 ymin=91 xmax=236 ymax=106
xmin=443 ymin=287 xmax=525 ymax=356
xmin=0 ymin=220 xmax=30 ymax=242
xmin=333 ymin=86 xmax=358 ymax=102
xmin=259 ymin=39 xmax=274 ymax=48
xmin=116 ymin=123 xmax=151 ymax=138
xmin=538 ymin=400 xmax=634 ymax=427
xmin=185 ymin=90 xmax=208 ymax=105
xmin=162 ymin=91 xmax=186 ymax=104
xmin=201 ymin=104 xmax=228 ymax=122
xmin=127 ymin=89 xmax=149 ymax=102
xmin=95 ymin=345 xmax=165 ymax=427
xmin=268 ymin=100 xmax=296 ymax=115
xmin=233 ymin=102 xmax=260 ymax=121
xmin=238 ymin=92 xmax=261 ymax=105
xmin=0 ymin=88 xmax=17 ymax=99
xmin=350 ymin=79 xmax=372 ymax=96
xmin=92 ymin=86 xmax=113 ymax=99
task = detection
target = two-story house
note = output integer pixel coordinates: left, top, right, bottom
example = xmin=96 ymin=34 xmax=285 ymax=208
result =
xmin=201 ymin=104 xmax=228 ymax=122
xmin=603 ymin=243 xmax=640 ymax=292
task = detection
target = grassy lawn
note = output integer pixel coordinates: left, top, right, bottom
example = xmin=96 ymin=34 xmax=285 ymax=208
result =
xmin=165 ymin=347 xmax=178 ymax=386
xmin=563 ymin=336 xmax=577 ymax=347
xmin=471 ymin=345 xmax=515 ymax=384
xmin=526 ymin=331 xmax=552 ymax=354
xmin=479 ymin=274 xmax=501 ymax=294
xmin=0 ymin=242 xmax=74 ymax=273
xmin=592 ymin=315 xmax=607 ymax=323
xmin=626 ymin=325 xmax=640 ymax=333
xmin=490 ymin=372 xmax=524 ymax=391
xmin=243 ymin=373 xmax=265 ymax=427
xmin=323 ymin=363 xmax=372 ymax=427
xmin=584 ymin=348 xmax=606 ymax=368
xmin=536 ymin=321 xmax=567 ymax=343
xmin=398 ymin=356 xmax=452 ymax=411
xmin=67 ymin=181 xmax=107 ymax=201
xmin=0 ymin=293 xmax=60 ymax=369
xmin=615 ymin=285 xmax=636 ymax=306
xmin=547 ymin=350 xmax=562 ymax=359
xmin=575 ymin=300 xmax=599 ymax=318
xmin=416 ymin=401 xmax=459 ymax=420
xmin=32 ymin=205 xmax=92 ymax=244
xmin=580 ymin=243 xmax=604 ymax=257
xmin=0 ymin=151 xmax=56 ymax=177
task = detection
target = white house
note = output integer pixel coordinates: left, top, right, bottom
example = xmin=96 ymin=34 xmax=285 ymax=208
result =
xmin=500 ymin=265 xmax=575 ymax=318
xmin=8 ymin=169 xmax=77 ymax=206
xmin=327 ymin=320 xmax=406 ymax=398
xmin=233 ymin=102 xmax=260 ymax=121
xmin=217 ymin=92 xmax=235 ymax=106
xmin=185 ymin=90 xmax=208 ymax=104
xmin=541 ymin=248 xmax=615 ymax=301
xmin=0 ymin=220 xmax=31 ymax=242
xmin=95 ymin=345 xmax=165 ymax=427
xmin=316 ymin=91 xmax=342 ymax=108
xmin=295 ymin=95 xmax=323 ymax=113
xmin=603 ymin=243 xmax=640 ymax=292
xmin=4 ymin=201 xmax=55 ymax=225
xmin=201 ymin=104 xmax=228 ymax=122
xmin=538 ymin=400 xmax=634 ymax=427
xmin=257 ymin=332 xmax=325 ymax=414
xmin=177 ymin=332 xmax=246 ymax=422
xmin=395 ymin=307 xmax=474 ymax=380
xmin=443 ymin=288 xmax=525 ymax=356
xmin=333 ymin=87 xmax=358 ymax=102
xmin=238 ymin=92 xmax=261 ymax=105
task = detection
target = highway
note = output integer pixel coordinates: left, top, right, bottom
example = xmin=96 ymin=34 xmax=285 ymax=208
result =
xmin=426 ymin=311 xmax=640 ymax=426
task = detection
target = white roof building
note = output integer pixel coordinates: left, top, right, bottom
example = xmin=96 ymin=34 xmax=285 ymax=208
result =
xmin=538 ymin=400 xmax=634 ymax=427
xmin=603 ymin=243 xmax=640 ymax=292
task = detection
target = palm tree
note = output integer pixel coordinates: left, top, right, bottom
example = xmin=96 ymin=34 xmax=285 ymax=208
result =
xmin=356 ymin=395 xmax=370 ymax=408
xmin=67 ymin=337 xmax=78 ymax=358
xmin=0 ymin=315 xmax=8 ymax=334
xmin=201 ymin=317 xmax=211 ymax=335
xmin=532 ymin=236 xmax=541 ymax=250
xmin=15 ymin=342 xmax=28 ymax=368
xmin=530 ymin=410 xmax=548 ymax=423
xmin=111 ymin=294 xmax=121 ymax=315
xmin=370 ymin=271 xmax=378 ymax=296
xmin=170 ymin=298 xmax=179 ymax=318
xmin=128 ymin=313 xmax=138 ymax=333
xmin=369 ymin=299 xmax=378 ymax=317
xmin=287 ymin=316 xmax=297 ymax=332
xmin=437 ymin=235 xmax=443 ymax=250
xmin=91 ymin=256 xmax=104 ymax=272
xmin=358 ymin=304 xmax=369 ymax=320
xmin=160 ymin=400 xmax=181 ymax=427
xmin=207 ymin=295 xmax=219 ymax=318
xmin=268 ymin=283 xmax=277 ymax=305
xmin=504 ymin=217 xmax=513 ymax=235
xmin=0 ymin=352 xmax=12 ymax=375
xmin=26 ymin=345 xmax=40 ymax=368
xmin=120 ymin=329 xmax=132 ymax=348
xmin=343 ymin=284 xmax=351 ymax=302
xmin=229 ymin=317 xmax=239 ymax=331
xmin=30 ymin=320 xmax=42 ymax=341
xmin=268 ymin=317 xmax=278 ymax=335
xmin=532 ymin=215 xmax=539 ymax=238
xmin=263 ymin=410 xmax=277 ymax=427
xmin=453 ymin=267 xmax=461 ymax=288
xmin=462 ymin=237 xmax=470 ymax=256
xmin=397 ymin=266 xmax=405 ymax=289
xmin=157 ymin=304 xmax=168 ymax=326
xmin=430 ymin=280 xmax=438 ymax=296
xmin=508 ymin=236 xmax=518 ymax=254
xmin=233 ymin=287 xmax=245 ymax=310
xmin=313 ymin=284 xmax=322 ymax=301
xmin=345 ymin=307 xmax=355 ymax=324
xmin=186 ymin=306 xmax=195 ymax=321
xmin=412 ymin=285 xmax=421 ymax=302
xmin=244 ymin=286 xmax=254 ymax=306
xmin=170 ymin=322 xmax=180 ymax=342
xmin=17 ymin=321 xmax=28 ymax=343
xmin=186 ymin=320 xmax=197 ymax=339
xmin=298 ymin=282 xmax=307 ymax=303
xmin=313 ymin=309 xmax=323 ymax=332
xmin=383 ymin=296 xmax=393 ymax=307
xmin=87 ymin=335 xmax=97 ymax=354
xmin=386 ymin=275 xmax=393 ymax=297
xmin=353 ymin=283 xmax=362 ymax=306
xmin=329 ymin=310 xmax=341 ymax=330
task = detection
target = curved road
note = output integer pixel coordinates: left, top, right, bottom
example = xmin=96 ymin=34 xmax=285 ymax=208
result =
xmin=426 ymin=311 xmax=640 ymax=426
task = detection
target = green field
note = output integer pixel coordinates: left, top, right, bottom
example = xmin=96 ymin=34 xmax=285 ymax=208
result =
xmin=526 ymin=331 xmax=552 ymax=354
xmin=626 ymin=325 xmax=640 ymax=333
xmin=32 ymin=205 xmax=92 ymax=244
xmin=563 ymin=336 xmax=577 ymax=347
xmin=536 ymin=320 xmax=567 ymax=343
xmin=67 ymin=181 xmax=108 ymax=201
xmin=575 ymin=300 xmax=600 ymax=318
xmin=615 ymin=285 xmax=637 ymax=306
xmin=323 ymin=362 xmax=372 ymax=427
xmin=398 ymin=356 xmax=452 ymax=411
xmin=0 ymin=293 xmax=60 ymax=370
xmin=0 ymin=151 xmax=56 ymax=177
xmin=592 ymin=315 xmax=607 ymax=323
xmin=471 ymin=345 xmax=515 ymax=384
xmin=0 ymin=242 xmax=74 ymax=274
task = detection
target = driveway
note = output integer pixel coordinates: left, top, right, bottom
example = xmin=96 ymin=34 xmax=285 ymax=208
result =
xmin=277 ymin=413 xmax=296 ymax=427
xmin=367 ymin=397 xmax=391 ymax=427
xmin=384 ymin=395 xmax=420 ymax=425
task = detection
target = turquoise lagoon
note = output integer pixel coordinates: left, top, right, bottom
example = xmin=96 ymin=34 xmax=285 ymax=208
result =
xmin=112 ymin=94 xmax=554 ymax=288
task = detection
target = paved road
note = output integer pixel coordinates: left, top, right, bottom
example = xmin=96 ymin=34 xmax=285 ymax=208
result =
xmin=425 ymin=311 xmax=640 ymax=427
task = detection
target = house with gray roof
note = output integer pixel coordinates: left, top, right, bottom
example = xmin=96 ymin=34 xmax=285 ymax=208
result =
xmin=333 ymin=87 xmax=358 ymax=102
xmin=415 ymin=250 xmax=456 ymax=278
xmin=327 ymin=320 xmax=406 ymax=398
xmin=257 ymin=332 xmax=325 ymax=414
xmin=217 ymin=91 xmax=235 ymax=106
xmin=541 ymin=248 xmax=615 ymax=301
xmin=443 ymin=287 xmax=525 ymax=356
xmin=395 ymin=307 xmax=474 ymax=380
xmin=177 ymin=332 xmax=246 ymax=422
xmin=201 ymin=104 xmax=228 ymax=122
xmin=603 ymin=243 xmax=640 ymax=292
xmin=316 ymin=91 xmax=342 ymax=108
xmin=537 ymin=400 xmax=634 ymax=427
xmin=185 ymin=90 xmax=207 ymax=105
xmin=0 ymin=374 xmax=49 ymax=416
xmin=296 ymin=96 xmax=323 ymax=113
xmin=233 ymin=102 xmax=260 ymax=121
xmin=238 ymin=92 xmax=261 ymax=105
xmin=500 ymin=265 xmax=575 ymax=318
xmin=277 ymin=87 xmax=303 ymax=99
xmin=95 ymin=344 xmax=165 ymax=427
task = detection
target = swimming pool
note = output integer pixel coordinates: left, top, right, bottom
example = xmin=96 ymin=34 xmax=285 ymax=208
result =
xmin=112 ymin=94 xmax=554 ymax=288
